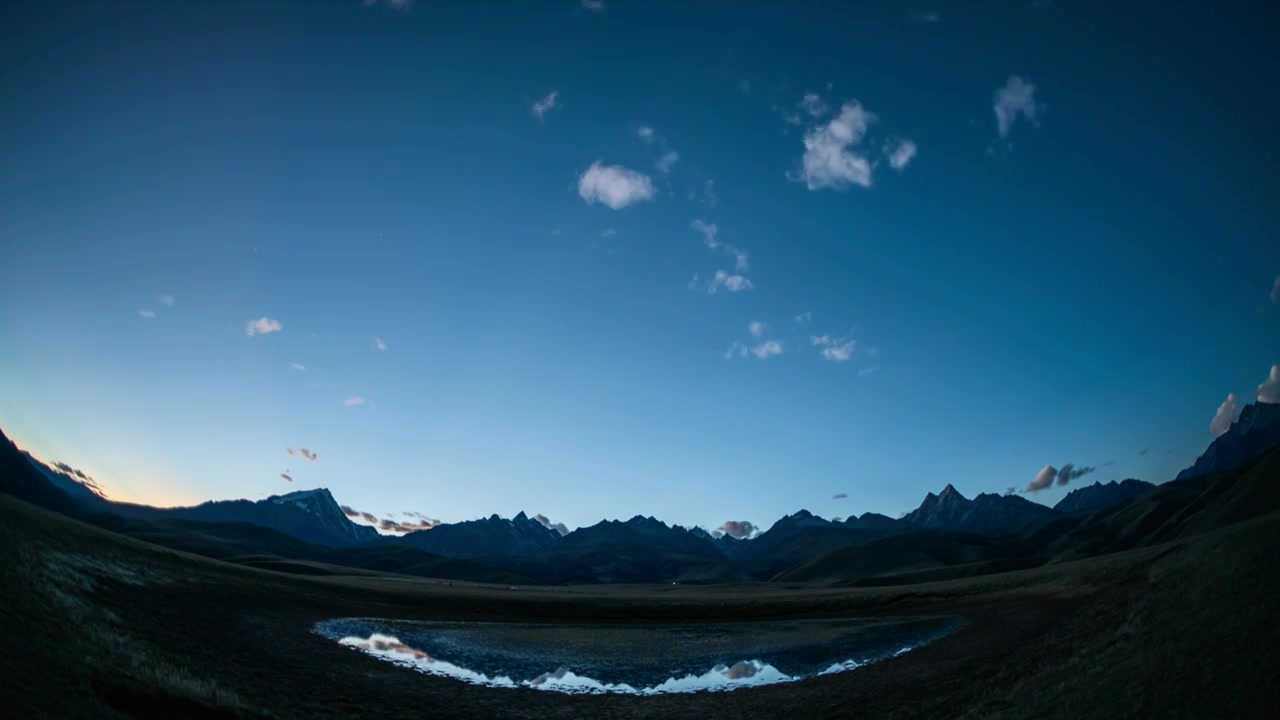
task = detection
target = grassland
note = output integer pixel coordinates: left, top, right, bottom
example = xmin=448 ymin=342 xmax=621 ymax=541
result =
xmin=3 ymin=492 xmax=1279 ymax=719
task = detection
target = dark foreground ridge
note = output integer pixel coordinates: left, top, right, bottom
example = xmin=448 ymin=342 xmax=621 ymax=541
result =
xmin=3 ymin=430 xmax=1279 ymax=717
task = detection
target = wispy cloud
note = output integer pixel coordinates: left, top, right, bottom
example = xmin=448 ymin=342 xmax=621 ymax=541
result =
xmin=833 ymin=493 xmax=848 ymax=500
xmin=656 ymin=151 xmax=680 ymax=174
xmin=719 ymin=520 xmax=757 ymax=539
xmin=601 ymin=228 xmax=617 ymax=237
xmin=578 ymin=162 xmax=655 ymax=209
xmin=1258 ymin=365 xmax=1280 ymax=404
xmin=286 ymin=448 xmax=318 ymax=462
xmin=1026 ymin=462 xmax=1095 ymax=493
xmin=691 ymin=220 xmax=719 ymax=248
xmin=886 ymin=139 xmax=918 ymax=170
xmin=791 ymin=101 xmax=875 ymax=190
xmin=139 ymin=310 xmax=156 ymax=319
xmin=1271 ymin=274 xmax=1280 ymax=303
xmin=581 ymin=0 xmax=606 ymax=13
xmin=795 ymin=311 xmax=813 ymax=324
xmin=689 ymin=220 xmax=749 ymax=271
xmin=532 ymin=90 xmax=559 ymax=122
xmin=280 ymin=472 xmax=293 ymax=482
xmin=707 ymin=270 xmax=753 ymax=293
xmin=799 ymin=92 xmax=829 ymax=118
xmin=910 ymin=9 xmax=941 ymax=23
xmin=534 ymin=513 xmax=570 ymax=536
xmin=748 ymin=321 xmax=768 ymax=338
xmin=811 ymin=335 xmax=857 ymax=362
xmin=159 ymin=295 xmax=175 ymax=306
xmin=727 ymin=340 xmax=783 ymax=360
xmin=1210 ymin=393 xmax=1240 ymax=435
xmin=374 ymin=337 xmax=387 ymax=352
xmin=994 ymin=75 xmax=1039 ymax=137
xmin=245 ymin=317 xmax=282 ymax=337
xmin=344 ymin=396 xmax=365 ymax=407
xmin=858 ymin=366 xmax=879 ymax=376
xmin=636 ymin=126 xmax=656 ymax=143
xmin=289 ymin=362 xmax=307 ymax=372
xmin=342 ymin=505 xmax=438 ymax=534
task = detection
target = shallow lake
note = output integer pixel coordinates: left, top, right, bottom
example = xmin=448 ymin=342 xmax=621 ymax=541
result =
xmin=314 ymin=616 xmax=961 ymax=695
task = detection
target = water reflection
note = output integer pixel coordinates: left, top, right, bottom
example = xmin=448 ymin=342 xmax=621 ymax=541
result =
xmin=320 ymin=617 xmax=959 ymax=695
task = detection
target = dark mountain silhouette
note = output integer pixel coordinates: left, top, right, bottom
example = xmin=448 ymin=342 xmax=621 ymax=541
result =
xmin=1054 ymin=479 xmax=1155 ymax=515
xmin=901 ymin=484 xmax=1060 ymax=535
xmin=87 ymin=513 xmax=539 ymax=585
xmin=395 ymin=511 xmax=560 ymax=559
xmin=21 ymin=452 xmax=105 ymax=501
xmin=1176 ymin=401 xmax=1280 ymax=480
xmin=98 ymin=488 xmax=380 ymax=548
xmin=555 ymin=515 xmax=722 ymax=558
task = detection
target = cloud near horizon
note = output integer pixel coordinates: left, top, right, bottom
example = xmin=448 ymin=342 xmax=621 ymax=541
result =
xmin=1210 ymin=393 xmax=1239 ymax=435
xmin=1026 ymin=462 xmax=1096 ymax=493
xmin=280 ymin=473 xmax=293 ymax=482
xmin=719 ymin=520 xmax=757 ymax=539
xmin=286 ymin=448 xmax=318 ymax=462
xmin=1256 ymin=365 xmax=1280 ymax=404
xmin=534 ymin=513 xmax=570 ymax=536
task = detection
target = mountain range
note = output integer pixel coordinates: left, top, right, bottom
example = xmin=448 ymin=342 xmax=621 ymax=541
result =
xmin=6 ymin=399 xmax=1278 ymax=585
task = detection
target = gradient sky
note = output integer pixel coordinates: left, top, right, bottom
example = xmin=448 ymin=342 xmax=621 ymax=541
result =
xmin=2 ymin=0 xmax=1278 ymax=534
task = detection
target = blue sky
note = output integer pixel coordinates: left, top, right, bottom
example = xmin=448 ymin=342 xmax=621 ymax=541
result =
xmin=2 ymin=0 xmax=1278 ymax=535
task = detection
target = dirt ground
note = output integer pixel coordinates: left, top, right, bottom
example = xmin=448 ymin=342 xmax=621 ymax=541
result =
xmin=3 ymin=495 xmax=1279 ymax=719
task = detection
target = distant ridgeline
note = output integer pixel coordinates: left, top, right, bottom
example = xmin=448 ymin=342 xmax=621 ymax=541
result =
xmin=2 ymin=400 xmax=1278 ymax=585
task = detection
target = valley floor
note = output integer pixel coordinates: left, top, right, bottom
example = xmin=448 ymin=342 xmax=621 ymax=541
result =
xmin=2 ymin=494 xmax=1278 ymax=719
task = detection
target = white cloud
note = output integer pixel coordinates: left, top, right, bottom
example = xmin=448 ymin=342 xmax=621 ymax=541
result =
xmin=374 ymin=337 xmax=387 ymax=351
xmin=532 ymin=91 xmax=559 ymax=122
xmin=702 ymin=179 xmax=718 ymax=207
xmin=811 ymin=335 xmax=856 ymax=362
xmin=689 ymin=220 xmax=748 ymax=271
xmin=159 ymin=295 xmax=175 ymax=306
xmin=139 ymin=310 xmax=156 ymax=319
xmin=800 ymin=93 xmax=829 ymax=118
xmin=796 ymin=311 xmax=812 ymax=324
xmin=792 ymin=102 xmax=875 ymax=191
xmin=581 ymin=0 xmax=606 ymax=12
xmin=726 ymin=340 xmax=783 ymax=360
xmin=1210 ymin=393 xmax=1239 ymax=436
xmin=577 ymin=162 xmax=655 ymax=209
xmin=656 ymin=151 xmax=679 ymax=174
xmin=690 ymin=220 xmax=719 ymax=249
xmin=1257 ymin=365 xmax=1280 ymax=403
xmin=289 ymin=362 xmax=307 ymax=372
xmin=858 ymin=366 xmax=879 ymax=376
xmin=994 ymin=75 xmax=1039 ymax=137
xmin=345 ymin=396 xmax=365 ymax=407
xmin=245 ymin=317 xmax=282 ymax=336
xmin=1271 ymin=274 xmax=1280 ymax=303
xmin=886 ymin=139 xmax=918 ymax=170
xmin=748 ymin=321 xmax=768 ymax=338
xmin=636 ymin=126 xmax=655 ymax=143
xmin=708 ymin=270 xmax=753 ymax=293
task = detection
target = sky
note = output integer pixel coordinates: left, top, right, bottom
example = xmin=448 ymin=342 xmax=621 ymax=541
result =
xmin=2 ymin=0 xmax=1278 ymax=536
